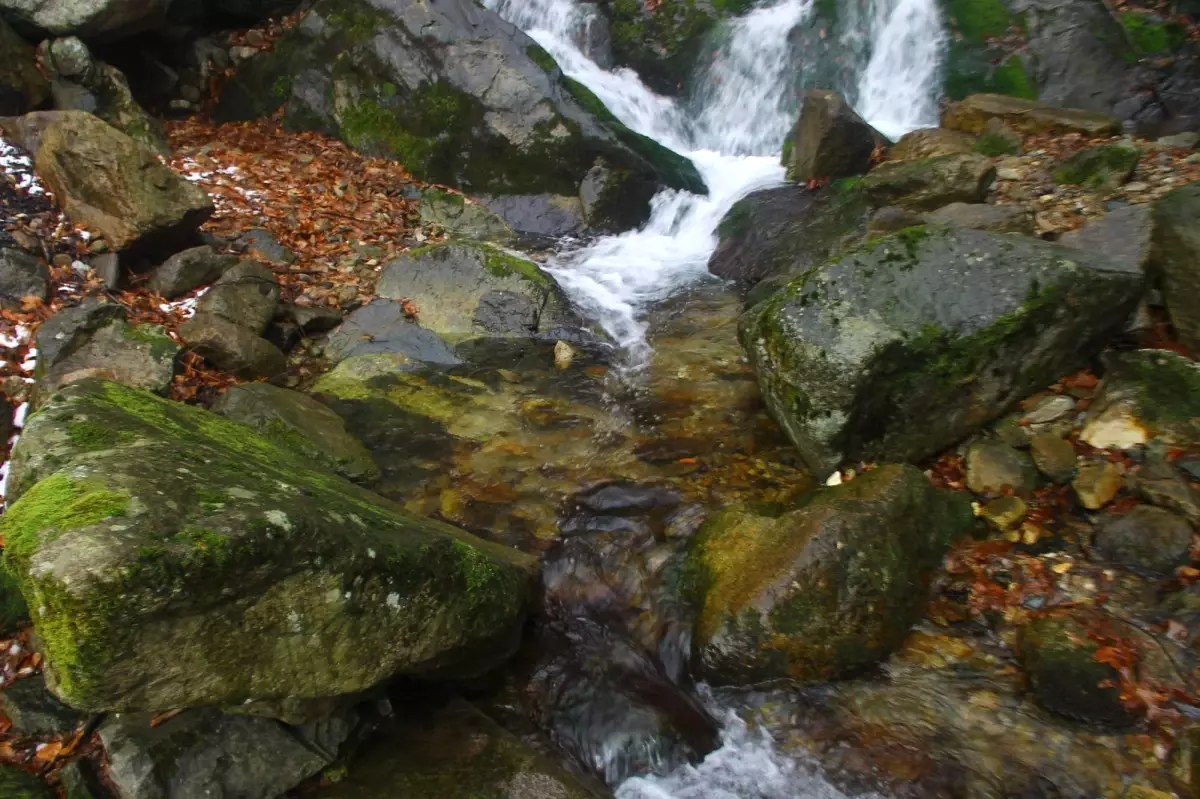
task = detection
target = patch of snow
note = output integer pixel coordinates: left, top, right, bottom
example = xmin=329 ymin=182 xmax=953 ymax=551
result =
xmin=0 ymin=135 xmax=45 ymax=196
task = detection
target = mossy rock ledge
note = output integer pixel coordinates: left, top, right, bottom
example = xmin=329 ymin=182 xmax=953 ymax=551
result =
xmin=684 ymin=464 xmax=973 ymax=685
xmin=0 ymin=379 xmax=537 ymax=712
xmin=738 ymin=226 xmax=1144 ymax=479
xmin=213 ymin=0 xmax=704 ymax=216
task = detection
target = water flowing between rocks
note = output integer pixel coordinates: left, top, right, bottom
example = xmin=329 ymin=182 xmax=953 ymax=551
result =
xmin=472 ymin=0 xmax=946 ymax=795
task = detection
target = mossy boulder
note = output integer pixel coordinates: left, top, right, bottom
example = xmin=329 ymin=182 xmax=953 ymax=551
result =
xmin=685 ymin=464 xmax=973 ymax=685
xmin=707 ymin=181 xmax=870 ymax=289
xmin=1053 ymin=142 xmax=1140 ymax=190
xmin=1082 ymin=349 xmax=1200 ymax=449
xmin=606 ymin=0 xmax=717 ymax=97
xmin=313 ymin=697 xmax=603 ymax=798
xmin=739 ymin=226 xmax=1144 ymax=478
xmin=373 ymin=241 xmax=579 ymax=342
xmin=1020 ymin=611 xmax=1139 ymax=728
xmin=0 ymin=566 xmax=29 ymax=634
xmin=889 ymin=128 xmax=977 ymax=161
xmin=417 ymin=189 xmax=514 ymax=244
xmin=1151 ymin=184 xmax=1200 ymax=353
xmin=0 ymin=378 xmax=536 ymax=712
xmin=942 ymin=94 xmax=1122 ymax=137
xmin=860 ymin=153 xmax=996 ymax=211
xmin=212 ymin=382 xmax=379 ymax=482
xmin=213 ymin=0 xmax=703 ymax=210
xmin=31 ymin=110 xmax=212 ymax=254
xmin=0 ymin=17 xmax=50 ymax=115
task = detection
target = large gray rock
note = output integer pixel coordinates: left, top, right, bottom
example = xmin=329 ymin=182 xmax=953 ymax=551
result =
xmin=417 ymin=189 xmax=514 ymax=244
xmin=739 ymin=226 xmax=1144 ymax=477
xmin=0 ymin=378 xmax=537 ymax=711
xmin=179 ymin=312 xmax=287 ymax=379
xmin=0 ymin=16 xmax=50 ymax=115
xmin=194 ymin=260 xmax=280 ymax=335
xmin=100 ymin=709 xmax=332 ymax=799
xmin=1152 ymin=184 xmax=1200 ymax=353
xmin=0 ymin=674 xmax=86 ymax=736
xmin=785 ymin=89 xmax=884 ymax=184
xmin=148 ymin=245 xmax=238 ymax=299
xmin=32 ymin=111 xmax=212 ymax=253
xmin=0 ymin=247 xmax=50 ymax=308
xmin=213 ymin=382 xmax=378 ymax=482
xmin=40 ymin=36 xmax=168 ymax=155
xmin=0 ymin=0 xmax=169 ymax=40
xmin=861 ymin=153 xmax=996 ymax=211
xmin=214 ymin=0 xmax=705 ymax=220
xmin=1061 ymin=203 xmax=1154 ymax=272
xmin=33 ymin=298 xmax=179 ymax=401
xmin=942 ymin=93 xmax=1123 ymax=137
xmin=1081 ymin=349 xmax=1200 ymax=449
xmin=923 ymin=202 xmax=1033 ymax=234
xmin=707 ymin=181 xmax=869 ymax=288
xmin=374 ymin=241 xmax=578 ymax=341
xmin=686 ymin=464 xmax=972 ymax=684
xmin=1094 ymin=504 xmax=1193 ymax=576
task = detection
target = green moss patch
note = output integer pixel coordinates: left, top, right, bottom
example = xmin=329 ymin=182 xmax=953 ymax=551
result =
xmin=1 ymin=473 xmax=129 ymax=561
xmin=1121 ymin=11 xmax=1186 ymax=55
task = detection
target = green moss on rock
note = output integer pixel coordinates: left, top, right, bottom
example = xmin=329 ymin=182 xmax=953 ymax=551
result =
xmin=1121 ymin=11 xmax=1186 ymax=55
xmin=1054 ymin=143 xmax=1140 ymax=189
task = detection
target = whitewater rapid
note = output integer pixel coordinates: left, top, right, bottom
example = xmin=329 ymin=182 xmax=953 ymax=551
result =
xmin=484 ymin=0 xmax=945 ymax=793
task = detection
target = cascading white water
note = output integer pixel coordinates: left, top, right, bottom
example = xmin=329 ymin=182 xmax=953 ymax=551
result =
xmin=856 ymin=0 xmax=948 ymax=140
xmin=483 ymin=0 xmax=944 ymax=793
xmin=487 ymin=0 xmax=943 ymax=363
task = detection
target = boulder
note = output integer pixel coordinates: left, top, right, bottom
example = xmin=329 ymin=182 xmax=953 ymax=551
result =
xmin=1020 ymin=611 xmax=1139 ymax=728
xmin=1061 ymin=203 xmax=1155 ymax=272
xmin=0 ymin=764 xmax=52 ymax=799
xmin=100 ymin=709 xmax=336 ymax=799
xmin=1151 ymin=184 xmax=1200 ymax=352
xmin=477 ymin=193 xmax=586 ymax=239
xmin=0 ymin=17 xmax=50 ymax=116
xmin=374 ymin=242 xmax=578 ymax=341
xmin=40 ymin=36 xmax=168 ymax=156
xmin=739 ymin=227 xmax=1144 ymax=478
xmin=1133 ymin=455 xmax=1200 ymax=526
xmin=861 ymin=153 xmax=995 ymax=211
xmin=148 ymin=245 xmax=238 ymax=299
xmin=708 ymin=181 xmax=869 ymax=288
xmin=1073 ymin=458 xmax=1123 ymax=510
xmin=214 ymin=0 xmax=704 ymax=218
xmin=32 ymin=111 xmax=212 ymax=253
xmin=236 ymin=228 xmax=296 ymax=264
xmin=0 ymin=567 xmax=29 ymax=634
xmin=0 ymin=247 xmax=50 ymax=308
xmin=0 ymin=0 xmax=169 ymax=39
xmin=1095 ymin=504 xmax=1192 ymax=576
xmin=324 ymin=301 xmax=462 ymax=366
xmin=973 ymin=118 xmax=1023 ymax=156
xmin=965 ymin=439 xmax=1037 ymax=496
xmin=889 ymin=127 xmax=976 ymax=161
xmin=213 ymin=382 xmax=378 ymax=482
xmin=941 ymin=94 xmax=1123 ymax=137
xmin=686 ymin=464 xmax=972 ymax=684
xmin=785 ymin=89 xmax=885 ymax=183
xmin=0 ymin=379 xmax=537 ymax=711
xmin=922 ymin=202 xmax=1033 ymax=234
xmin=1081 ymin=349 xmax=1200 ymax=450
xmin=36 ymin=319 xmax=179 ymax=400
xmin=312 ymin=697 xmax=602 ymax=798
xmin=1030 ymin=433 xmax=1077 ymax=483
xmin=178 ymin=312 xmax=287 ymax=379
xmin=194 ymin=260 xmax=280 ymax=335
xmin=1054 ymin=142 xmax=1140 ymax=190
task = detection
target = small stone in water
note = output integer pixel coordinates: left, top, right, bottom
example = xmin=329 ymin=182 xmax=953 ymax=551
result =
xmin=553 ymin=340 xmax=573 ymax=370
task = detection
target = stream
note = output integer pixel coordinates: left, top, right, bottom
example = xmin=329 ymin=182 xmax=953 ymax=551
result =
xmin=467 ymin=0 xmax=945 ymax=795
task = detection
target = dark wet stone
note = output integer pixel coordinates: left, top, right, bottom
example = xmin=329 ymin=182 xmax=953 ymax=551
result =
xmin=478 ymin=193 xmax=587 ymax=238
xmin=148 ymin=245 xmax=237 ymax=299
xmin=0 ymin=674 xmax=86 ymax=736
xmin=786 ymin=89 xmax=885 ymax=184
xmin=34 ymin=297 xmax=124 ymax=370
xmin=324 ymin=299 xmax=461 ymax=366
xmin=195 ymin=260 xmax=280 ymax=335
xmin=178 ymin=311 xmax=286 ymax=379
xmin=1094 ymin=504 xmax=1193 ymax=576
xmin=571 ymin=481 xmax=681 ymax=515
xmin=559 ymin=514 xmax=654 ymax=540
xmin=236 ymin=228 xmax=296 ymax=264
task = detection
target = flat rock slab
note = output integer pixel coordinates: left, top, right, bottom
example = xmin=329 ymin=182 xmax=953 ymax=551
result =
xmin=941 ymin=94 xmax=1122 ymax=137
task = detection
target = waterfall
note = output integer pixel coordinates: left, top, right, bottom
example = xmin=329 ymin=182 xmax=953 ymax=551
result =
xmin=485 ymin=0 xmax=943 ymax=363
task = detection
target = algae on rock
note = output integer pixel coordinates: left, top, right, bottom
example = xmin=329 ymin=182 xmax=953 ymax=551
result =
xmin=1 ymin=379 xmax=536 ymax=712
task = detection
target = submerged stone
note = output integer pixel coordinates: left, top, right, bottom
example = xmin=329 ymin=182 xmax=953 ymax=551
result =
xmin=686 ymin=464 xmax=972 ymax=685
xmin=739 ymin=226 xmax=1143 ymax=478
xmin=1 ymin=379 xmax=536 ymax=711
